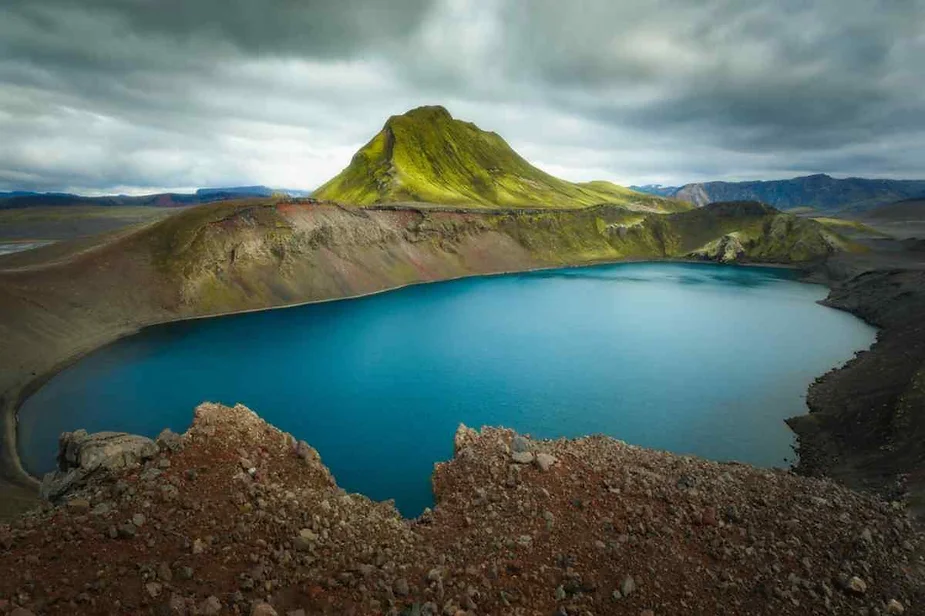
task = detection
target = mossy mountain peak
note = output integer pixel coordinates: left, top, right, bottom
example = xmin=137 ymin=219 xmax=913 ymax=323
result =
xmin=313 ymin=106 xmax=688 ymax=211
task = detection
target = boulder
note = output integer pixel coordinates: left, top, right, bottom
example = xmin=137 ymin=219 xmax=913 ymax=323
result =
xmin=511 ymin=435 xmax=530 ymax=453
xmin=535 ymin=453 xmax=557 ymax=471
xmin=293 ymin=440 xmax=320 ymax=463
xmin=40 ymin=430 xmax=158 ymax=501
xmin=155 ymin=428 xmax=184 ymax=453
xmin=690 ymin=233 xmax=746 ymax=263
xmin=251 ymin=602 xmax=278 ymax=616
xmin=512 ymin=451 xmax=535 ymax=464
xmin=453 ymin=424 xmax=479 ymax=455
xmin=55 ymin=429 xmax=157 ymax=473
xmin=40 ymin=468 xmax=82 ymax=501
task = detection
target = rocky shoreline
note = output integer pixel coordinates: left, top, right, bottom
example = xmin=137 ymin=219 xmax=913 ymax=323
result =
xmin=788 ymin=249 xmax=925 ymax=517
xmin=0 ymin=402 xmax=921 ymax=615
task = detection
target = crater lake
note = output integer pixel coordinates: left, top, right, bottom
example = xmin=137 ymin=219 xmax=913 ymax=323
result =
xmin=18 ymin=262 xmax=876 ymax=515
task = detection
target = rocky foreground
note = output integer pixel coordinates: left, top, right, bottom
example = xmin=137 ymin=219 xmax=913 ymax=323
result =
xmin=0 ymin=403 xmax=922 ymax=616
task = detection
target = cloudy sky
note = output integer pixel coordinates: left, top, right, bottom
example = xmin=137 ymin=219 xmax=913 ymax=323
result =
xmin=1 ymin=0 xmax=924 ymax=194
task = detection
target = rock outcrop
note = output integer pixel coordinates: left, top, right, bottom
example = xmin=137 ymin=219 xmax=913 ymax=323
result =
xmin=1 ymin=403 xmax=922 ymax=615
xmin=39 ymin=430 xmax=158 ymax=500
xmin=690 ymin=233 xmax=746 ymax=263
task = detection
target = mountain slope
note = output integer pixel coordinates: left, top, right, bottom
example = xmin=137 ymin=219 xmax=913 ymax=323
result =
xmin=632 ymin=174 xmax=925 ymax=212
xmin=861 ymin=198 xmax=925 ymax=222
xmin=314 ymin=106 xmax=688 ymax=212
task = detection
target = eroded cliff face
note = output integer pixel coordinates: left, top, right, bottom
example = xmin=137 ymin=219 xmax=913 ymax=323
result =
xmin=1 ymin=402 xmax=922 ymax=615
xmin=147 ymin=201 xmax=850 ymax=314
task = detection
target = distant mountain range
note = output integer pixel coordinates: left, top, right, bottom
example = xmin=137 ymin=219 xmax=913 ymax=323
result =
xmin=314 ymin=105 xmax=688 ymax=212
xmin=0 ymin=186 xmax=312 ymax=209
xmin=630 ymin=174 xmax=925 ymax=213
xmin=626 ymin=184 xmax=680 ymax=198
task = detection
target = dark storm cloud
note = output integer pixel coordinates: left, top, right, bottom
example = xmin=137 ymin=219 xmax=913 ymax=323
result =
xmin=0 ymin=0 xmax=923 ymax=192
xmin=493 ymin=0 xmax=925 ymax=148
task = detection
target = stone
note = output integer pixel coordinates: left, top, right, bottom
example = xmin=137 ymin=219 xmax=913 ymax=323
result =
xmin=293 ymin=440 xmax=319 ymax=463
xmin=453 ymin=424 xmax=478 ymax=454
xmin=140 ymin=468 xmax=163 ymax=482
xmin=543 ymin=510 xmax=555 ymax=529
xmin=66 ymin=498 xmax=91 ymax=513
xmin=192 ymin=538 xmax=205 ymax=554
xmin=61 ymin=430 xmax=158 ymax=472
xmin=535 ymin=453 xmax=557 ymax=471
xmin=41 ymin=430 xmax=158 ymax=501
xmin=394 ymin=578 xmax=410 ymax=596
xmin=887 ymin=599 xmax=905 ymax=614
xmin=10 ymin=609 xmax=36 ymax=616
xmin=847 ymin=576 xmax=867 ymax=595
xmin=724 ymin=505 xmax=741 ymax=523
xmin=145 ymin=582 xmax=162 ymax=598
xmin=511 ymin=435 xmax=530 ymax=453
xmin=40 ymin=468 xmax=83 ymax=501
xmin=293 ymin=536 xmax=312 ymax=551
xmin=620 ymin=575 xmax=636 ymax=597
xmin=640 ymin=611 xmax=655 ymax=616
xmin=132 ymin=513 xmax=146 ymax=527
xmin=199 ymin=596 xmax=222 ymax=615
xmin=702 ymin=507 xmax=718 ymax=527
xmin=294 ymin=529 xmax=317 ymax=551
xmin=91 ymin=501 xmax=113 ymax=516
xmin=156 ymin=428 xmax=184 ymax=452
xmin=157 ymin=561 xmax=173 ymax=582
xmin=511 ymin=451 xmax=535 ymax=464
xmin=117 ymin=523 xmax=137 ymax=539
xmin=176 ymin=566 xmax=194 ymax=580
xmin=251 ymin=602 xmax=278 ymax=616
xmin=168 ymin=594 xmax=188 ymax=614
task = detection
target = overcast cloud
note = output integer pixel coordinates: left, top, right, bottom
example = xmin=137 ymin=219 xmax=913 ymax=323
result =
xmin=1 ymin=0 xmax=923 ymax=194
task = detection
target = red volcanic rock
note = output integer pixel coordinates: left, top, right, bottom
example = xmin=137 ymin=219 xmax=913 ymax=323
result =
xmin=0 ymin=403 xmax=921 ymax=615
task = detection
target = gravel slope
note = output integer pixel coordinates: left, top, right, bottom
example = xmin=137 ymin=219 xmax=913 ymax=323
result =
xmin=1 ymin=402 xmax=921 ymax=615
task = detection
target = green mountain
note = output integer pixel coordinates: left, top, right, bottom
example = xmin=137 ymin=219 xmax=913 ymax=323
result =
xmin=313 ymin=106 xmax=688 ymax=212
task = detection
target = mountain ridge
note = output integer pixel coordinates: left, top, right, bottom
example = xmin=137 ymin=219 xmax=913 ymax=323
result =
xmin=314 ymin=106 xmax=688 ymax=212
xmin=631 ymin=173 xmax=925 ymax=212
xmin=0 ymin=186 xmax=311 ymax=210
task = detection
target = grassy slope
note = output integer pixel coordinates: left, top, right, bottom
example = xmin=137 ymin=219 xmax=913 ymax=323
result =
xmin=314 ymin=106 xmax=689 ymax=212
xmin=811 ymin=217 xmax=887 ymax=236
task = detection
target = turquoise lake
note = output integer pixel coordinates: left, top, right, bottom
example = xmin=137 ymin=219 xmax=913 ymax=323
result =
xmin=18 ymin=262 xmax=876 ymax=515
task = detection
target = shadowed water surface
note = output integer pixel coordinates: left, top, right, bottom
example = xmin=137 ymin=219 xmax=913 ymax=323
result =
xmin=19 ymin=262 xmax=875 ymax=515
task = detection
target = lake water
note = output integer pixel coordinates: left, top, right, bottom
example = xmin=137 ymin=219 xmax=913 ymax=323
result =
xmin=18 ymin=262 xmax=875 ymax=515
